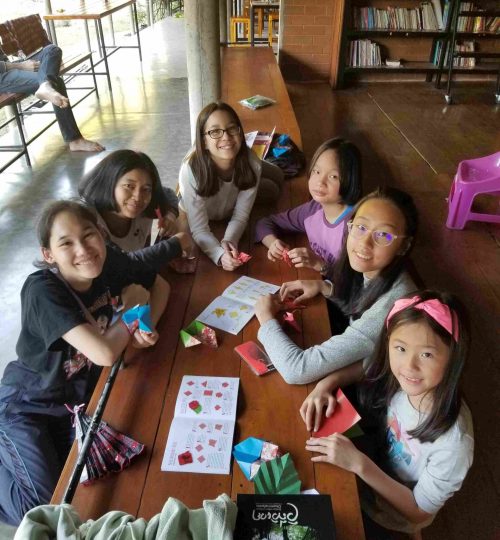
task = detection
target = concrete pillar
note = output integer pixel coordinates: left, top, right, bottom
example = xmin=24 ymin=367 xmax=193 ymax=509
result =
xmin=185 ymin=0 xmax=221 ymax=142
xmin=219 ymin=0 xmax=228 ymax=43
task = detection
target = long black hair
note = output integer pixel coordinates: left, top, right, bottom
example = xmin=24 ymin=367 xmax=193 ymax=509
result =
xmin=308 ymin=137 xmax=362 ymax=206
xmin=332 ymin=186 xmax=419 ymax=319
xmin=188 ymin=101 xmax=256 ymax=197
xmin=79 ymin=149 xmax=168 ymax=219
xmin=359 ymin=290 xmax=469 ymax=443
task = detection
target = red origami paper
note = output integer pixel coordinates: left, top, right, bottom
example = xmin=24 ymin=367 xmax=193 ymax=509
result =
xmin=237 ymin=252 xmax=252 ymax=263
xmin=314 ymin=388 xmax=361 ymax=437
xmin=282 ymin=250 xmax=293 ymax=267
xmin=178 ymin=450 xmax=193 ymax=465
xmin=282 ymin=298 xmax=306 ymax=310
xmin=282 ymin=311 xmax=301 ymax=333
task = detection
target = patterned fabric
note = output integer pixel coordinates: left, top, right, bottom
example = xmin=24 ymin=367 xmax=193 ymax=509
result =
xmin=0 ymin=23 xmax=20 ymax=56
xmin=6 ymin=14 xmax=50 ymax=56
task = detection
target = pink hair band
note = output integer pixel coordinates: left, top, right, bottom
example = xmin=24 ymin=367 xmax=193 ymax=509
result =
xmin=386 ymin=296 xmax=459 ymax=341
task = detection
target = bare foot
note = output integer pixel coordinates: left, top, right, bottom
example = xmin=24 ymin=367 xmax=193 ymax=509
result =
xmin=35 ymin=81 xmax=70 ymax=108
xmin=69 ymin=138 xmax=105 ymax=152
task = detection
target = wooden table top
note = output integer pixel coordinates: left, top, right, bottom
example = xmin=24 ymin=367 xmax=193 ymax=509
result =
xmin=44 ymin=0 xmax=136 ymax=20
xmin=51 ymin=47 xmax=365 ymax=540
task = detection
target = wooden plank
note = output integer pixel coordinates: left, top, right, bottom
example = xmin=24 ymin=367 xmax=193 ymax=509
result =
xmin=44 ymin=0 xmax=136 ymax=20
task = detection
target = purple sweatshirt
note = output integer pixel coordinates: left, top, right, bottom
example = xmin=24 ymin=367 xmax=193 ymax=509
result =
xmin=255 ymin=200 xmax=353 ymax=269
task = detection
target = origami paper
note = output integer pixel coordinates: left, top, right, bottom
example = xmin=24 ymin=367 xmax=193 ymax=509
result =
xmin=233 ymin=437 xmax=281 ymax=480
xmin=253 ymin=453 xmax=302 ymax=495
xmin=237 ymin=252 xmax=252 ymax=264
xmin=122 ymin=304 xmax=153 ymax=334
xmin=282 ymin=250 xmax=293 ymax=267
xmin=282 ymin=311 xmax=301 ymax=333
xmin=178 ymin=451 xmax=193 ymax=465
xmin=281 ymin=298 xmax=306 ymax=310
xmin=314 ymin=388 xmax=361 ymax=438
xmin=188 ymin=400 xmax=202 ymax=414
xmin=179 ymin=321 xmax=218 ymax=348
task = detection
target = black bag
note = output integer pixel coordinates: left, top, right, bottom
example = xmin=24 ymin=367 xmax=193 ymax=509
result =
xmin=265 ymin=133 xmax=305 ymax=179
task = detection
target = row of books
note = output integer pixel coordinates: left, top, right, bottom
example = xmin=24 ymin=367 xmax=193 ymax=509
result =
xmin=347 ymin=39 xmax=382 ymax=67
xmin=433 ymin=40 xmax=478 ymax=66
xmin=353 ymin=0 xmax=448 ymax=30
xmin=457 ymin=3 xmax=499 ymax=33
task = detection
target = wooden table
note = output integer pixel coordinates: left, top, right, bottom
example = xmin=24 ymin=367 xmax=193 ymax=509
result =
xmin=44 ymin=0 xmax=142 ymax=92
xmin=52 ymin=47 xmax=365 ymax=540
xmin=250 ymin=1 xmax=280 ymax=46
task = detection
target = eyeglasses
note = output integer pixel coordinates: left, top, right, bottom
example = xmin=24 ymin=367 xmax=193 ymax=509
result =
xmin=203 ymin=126 xmax=241 ymax=139
xmin=347 ymin=220 xmax=407 ymax=247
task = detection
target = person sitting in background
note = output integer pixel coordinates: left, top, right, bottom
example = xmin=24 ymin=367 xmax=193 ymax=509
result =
xmin=0 ymin=43 xmax=103 ymax=152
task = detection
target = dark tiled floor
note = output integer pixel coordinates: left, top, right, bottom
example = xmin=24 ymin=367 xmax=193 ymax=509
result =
xmin=0 ymin=17 xmax=190 ymax=372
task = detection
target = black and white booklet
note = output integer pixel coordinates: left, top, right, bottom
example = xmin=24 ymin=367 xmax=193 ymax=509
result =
xmin=235 ymin=494 xmax=336 ymax=539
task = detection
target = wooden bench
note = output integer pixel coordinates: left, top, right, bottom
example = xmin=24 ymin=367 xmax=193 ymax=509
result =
xmin=0 ymin=14 xmax=98 ymax=173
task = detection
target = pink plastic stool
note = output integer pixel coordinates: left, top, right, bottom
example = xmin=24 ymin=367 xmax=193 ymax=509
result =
xmin=446 ymin=151 xmax=500 ymax=230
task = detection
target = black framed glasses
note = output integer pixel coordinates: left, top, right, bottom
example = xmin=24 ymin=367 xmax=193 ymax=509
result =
xmin=203 ymin=126 xmax=241 ymax=139
xmin=347 ymin=220 xmax=407 ymax=247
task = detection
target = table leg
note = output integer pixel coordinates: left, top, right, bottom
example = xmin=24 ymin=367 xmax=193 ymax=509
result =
xmin=250 ymin=5 xmax=255 ymax=46
xmin=97 ymin=19 xmax=113 ymax=93
xmin=133 ymin=2 xmax=143 ymax=62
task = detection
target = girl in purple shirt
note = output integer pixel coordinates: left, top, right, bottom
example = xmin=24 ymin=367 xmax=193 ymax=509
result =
xmin=255 ymin=138 xmax=362 ymax=278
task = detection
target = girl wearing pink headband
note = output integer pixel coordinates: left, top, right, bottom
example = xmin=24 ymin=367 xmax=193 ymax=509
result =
xmin=303 ymin=290 xmax=473 ymax=536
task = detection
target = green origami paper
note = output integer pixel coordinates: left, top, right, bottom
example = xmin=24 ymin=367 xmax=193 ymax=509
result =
xmin=343 ymin=423 xmax=364 ymax=439
xmin=253 ymin=453 xmax=301 ymax=495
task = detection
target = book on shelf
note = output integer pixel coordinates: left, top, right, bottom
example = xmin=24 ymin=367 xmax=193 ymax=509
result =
xmin=234 ymin=494 xmax=336 ymax=539
xmin=433 ymin=39 xmax=477 ymax=66
xmin=352 ymin=1 xmax=444 ymax=31
xmin=348 ymin=39 xmax=382 ymax=67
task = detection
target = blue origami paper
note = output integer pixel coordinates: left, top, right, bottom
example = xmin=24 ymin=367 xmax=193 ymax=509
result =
xmin=233 ymin=437 xmax=281 ymax=480
xmin=122 ymin=304 xmax=153 ymax=333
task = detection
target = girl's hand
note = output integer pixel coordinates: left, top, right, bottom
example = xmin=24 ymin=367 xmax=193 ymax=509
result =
xmin=306 ymin=433 xmax=364 ymax=474
xmin=255 ymin=294 xmax=282 ymax=324
xmin=279 ymin=279 xmax=324 ymax=303
xmin=158 ymin=211 xmax=178 ymax=237
xmin=220 ymin=241 xmax=241 ymax=271
xmin=121 ymin=284 xmax=150 ymax=311
xmin=132 ymin=328 xmax=159 ymax=349
xmin=287 ymin=247 xmax=324 ymax=272
xmin=268 ymin=239 xmax=290 ymax=262
xmin=300 ymin=384 xmax=338 ymax=433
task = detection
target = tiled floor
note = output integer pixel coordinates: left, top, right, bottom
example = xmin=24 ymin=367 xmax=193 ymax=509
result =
xmin=0 ymin=17 xmax=191 ymax=374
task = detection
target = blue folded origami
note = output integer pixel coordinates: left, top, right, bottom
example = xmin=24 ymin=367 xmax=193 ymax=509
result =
xmin=233 ymin=437 xmax=280 ymax=481
xmin=122 ymin=304 xmax=153 ymax=333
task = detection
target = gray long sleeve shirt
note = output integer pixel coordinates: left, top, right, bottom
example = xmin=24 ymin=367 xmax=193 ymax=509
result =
xmin=257 ymin=272 xmax=416 ymax=384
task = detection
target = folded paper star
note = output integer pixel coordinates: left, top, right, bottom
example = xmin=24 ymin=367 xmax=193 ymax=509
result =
xmin=314 ymin=388 xmax=361 ymax=438
xmin=237 ymin=252 xmax=252 ymax=263
xmin=122 ymin=304 xmax=153 ymax=334
xmin=180 ymin=321 xmax=218 ymax=348
xmin=253 ymin=453 xmax=301 ymax=495
xmin=233 ymin=437 xmax=281 ymax=480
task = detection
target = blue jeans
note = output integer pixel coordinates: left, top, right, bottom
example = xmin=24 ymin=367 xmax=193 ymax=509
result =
xmin=0 ymin=44 xmax=82 ymax=142
xmin=0 ymin=407 xmax=74 ymax=526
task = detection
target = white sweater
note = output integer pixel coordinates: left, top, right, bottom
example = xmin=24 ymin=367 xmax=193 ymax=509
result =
xmin=178 ymin=149 xmax=262 ymax=264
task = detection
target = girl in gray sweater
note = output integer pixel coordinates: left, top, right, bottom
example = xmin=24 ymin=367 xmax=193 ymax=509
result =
xmin=254 ymin=187 xmax=418 ymax=384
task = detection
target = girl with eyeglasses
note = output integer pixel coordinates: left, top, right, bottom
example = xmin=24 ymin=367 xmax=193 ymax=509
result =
xmin=304 ymin=291 xmax=473 ymax=536
xmin=255 ymin=137 xmax=362 ymax=279
xmin=254 ymin=187 xmax=418 ymax=384
xmin=178 ymin=101 xmax=284 ymax=270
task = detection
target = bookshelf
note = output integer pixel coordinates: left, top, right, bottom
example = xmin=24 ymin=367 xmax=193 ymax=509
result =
xmin=335 ymin=0 xmax=499 ymax=101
